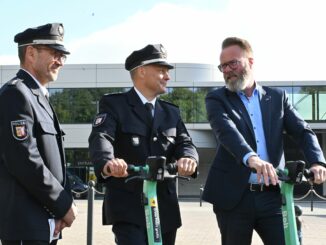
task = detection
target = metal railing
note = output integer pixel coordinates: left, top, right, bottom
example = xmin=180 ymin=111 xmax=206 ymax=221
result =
xmin=294 ymin=183 xmax=326 ymax=211
xmin=198 ymin=183 xmax=326 ymax=209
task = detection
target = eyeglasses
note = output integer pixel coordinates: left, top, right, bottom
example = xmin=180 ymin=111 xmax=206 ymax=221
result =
xmin=218 ymin=59 xmax=241 ymax=72
xmin=33 ymin=46 xmax=67 ymax=63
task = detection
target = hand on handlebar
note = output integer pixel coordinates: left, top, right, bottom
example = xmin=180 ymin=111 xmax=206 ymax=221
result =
xmin=177 ymin=157 xmax=197 ymax=176
xmin=309 ymin=164 xmax=326 ymax=184
xmin=248 ymin=155 xmax=279 ymax=186
xmin=103 ymin=158 xmax=128 ymax=177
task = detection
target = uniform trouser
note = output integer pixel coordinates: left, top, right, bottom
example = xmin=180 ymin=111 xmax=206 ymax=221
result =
xmin=213 ymin=189 xmax=285 ymax=245
xmin=112 ymin=222 xmax=177 ymax=245
xmin=1 ymin=240 xmax=57 ymax=245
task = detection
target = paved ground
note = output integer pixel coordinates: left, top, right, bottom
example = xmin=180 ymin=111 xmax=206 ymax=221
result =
xmin=57 ymin=199 xmax=326 ymax=245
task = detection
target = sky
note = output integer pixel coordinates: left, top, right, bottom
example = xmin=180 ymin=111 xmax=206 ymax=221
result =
xmin=1 ymin=0 xmax=326 ymax=81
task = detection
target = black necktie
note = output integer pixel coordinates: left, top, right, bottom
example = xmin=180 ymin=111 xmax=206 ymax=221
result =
xmin=145 ymin=102 xmax=154 ymax=124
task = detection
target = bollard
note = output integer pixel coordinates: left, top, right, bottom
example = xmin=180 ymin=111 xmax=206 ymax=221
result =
xmin=199 ymin=186 xmax=204 ymax=207
xmin=309 ymin=183 xmax=314 ymax=212
xmin=294 ymin=205 xmax=303 ymax=245
xmin=87 ymin=180 xmax=95 ymax=245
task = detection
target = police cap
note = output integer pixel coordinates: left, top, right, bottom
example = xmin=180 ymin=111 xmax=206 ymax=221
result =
xmin=125 ymin=44 xmax=174 ymax=71
xmin=14 ymin=23 xmax=70 ymax=54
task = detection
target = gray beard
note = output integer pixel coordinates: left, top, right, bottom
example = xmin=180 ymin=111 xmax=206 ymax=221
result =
xmin=226 ymin=78 xmax=247 ymax=92
xmin=225 ymin=64 xmax=251 ymax=92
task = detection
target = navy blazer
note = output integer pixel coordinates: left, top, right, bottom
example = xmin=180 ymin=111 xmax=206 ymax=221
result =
xmin=0 ymin=70 xmax=73 ymax=241
xmin=203 ymin=85 xmax=325 ymax=210
xmin=89 ymin=88 xmax=198 ymax=233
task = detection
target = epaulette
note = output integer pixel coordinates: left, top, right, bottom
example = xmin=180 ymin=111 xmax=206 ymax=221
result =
xmin=8 ymin=78 xmax=23 ymax=86
xmin=159 ymin=99 xmax=179 ymax=108
xmin=103 ymin=92 xmax=124 ymax=97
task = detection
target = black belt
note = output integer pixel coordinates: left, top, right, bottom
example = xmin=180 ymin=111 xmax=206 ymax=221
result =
xmin=248 ymin=183 xmax=280 ymax=192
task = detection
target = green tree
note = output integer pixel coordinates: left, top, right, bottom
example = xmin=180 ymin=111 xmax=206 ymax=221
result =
xmin=160 ymin=88 xmax=194 ymax=122
xmin=50 ymin=87 xmax=127 ymax=123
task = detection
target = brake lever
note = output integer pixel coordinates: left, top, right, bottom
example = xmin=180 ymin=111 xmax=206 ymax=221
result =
xmin=176 ymin=175 xmax=190 ymax=181
xmin=303 ymin=169 xmax=314 ymax=182
xmin=125 ymin=175 xmax=146 ymax=183
xmin=277 ymin=169 xmax=291 ymax=182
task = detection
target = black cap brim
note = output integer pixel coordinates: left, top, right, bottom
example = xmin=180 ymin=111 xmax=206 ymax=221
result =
xmin=48 ymin=44 xmax=70 ymax=55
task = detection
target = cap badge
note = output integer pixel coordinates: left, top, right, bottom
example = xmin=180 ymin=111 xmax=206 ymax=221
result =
xmin=58 ymin=25 xmax=64 ymax=36
xmin=160 ymin=45 xmax=167 ymax=58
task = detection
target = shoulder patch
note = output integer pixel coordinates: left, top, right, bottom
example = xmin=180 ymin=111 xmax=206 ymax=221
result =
xmin=92 ymin=113 xmax=107 ymax=127
xmin=11 ymin=120 xmax=28 ymax=141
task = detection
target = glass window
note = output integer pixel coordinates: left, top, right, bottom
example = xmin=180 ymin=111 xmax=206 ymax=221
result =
xmin=317 ymin=86 xmax=326 ymax=121
xmin=49 ymin=88 xmax=128 ymax=123
xmin=49 ymin=85 xmax=326 ymax=124
xmin=66 ymin=148 xmax=92 ymax=167
xmin=194 ymin=87 xmax=218 ymax=123
xmin=292 ymin=86 xmax=315 ymax=120
xmin=160 ymin=87 xmax=195 ymax=122
xmin=275 ymin=86 xmax=326 ymax=122
xmin=65 ymin=148 xmax=104 ymax=192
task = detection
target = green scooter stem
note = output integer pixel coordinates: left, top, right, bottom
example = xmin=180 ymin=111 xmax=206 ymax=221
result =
xmin=143 ymin=180 xmax=162 ymax=245
xmin=281 ymin=169 xmax=300 ymax=245
xmin=127 ymin=164 xmax=163 ymax=245
xmin=126 ymin=156 xmax=194 ymax=245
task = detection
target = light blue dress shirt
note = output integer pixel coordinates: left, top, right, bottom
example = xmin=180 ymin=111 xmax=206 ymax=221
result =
xmin=237 ymin=86 xmax=270 ymax=184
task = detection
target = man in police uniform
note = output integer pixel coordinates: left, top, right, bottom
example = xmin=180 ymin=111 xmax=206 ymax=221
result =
xmin=89 ymin=44 xmax=199 ymax=245
xmin=0 ymin=23 xmax=78 ymax=245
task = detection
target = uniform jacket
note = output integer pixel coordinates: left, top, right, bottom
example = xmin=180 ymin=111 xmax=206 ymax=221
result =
xmin=0 ymin=70 xmax=73 ymax=241
xmin=203 ymin=85 xmax=326 ymax=210
xmin=89 ymin=88 xmax=198 ymax=233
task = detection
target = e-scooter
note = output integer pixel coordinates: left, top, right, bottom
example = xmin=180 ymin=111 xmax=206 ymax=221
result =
xmin=277 ymin=160 xmax=314 ymax=245
xmin=124 ymin=156 xmax=196 ymax=245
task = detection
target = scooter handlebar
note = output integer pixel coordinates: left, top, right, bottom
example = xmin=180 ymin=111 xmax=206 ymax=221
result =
xmin=276 ymin=167 xmax=314 ymax=183
xmin=166 ymin=163 xmax=178 ymax=175
xmin=303 ymin=169 xmax=314 ymax=181
xmin=106 ymin=161 xmax=197 ymax=180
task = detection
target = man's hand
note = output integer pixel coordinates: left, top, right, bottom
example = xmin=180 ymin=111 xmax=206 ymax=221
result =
xmin=54 ymin=219 xmax=67 ymax=236
xmin=177 ymin=157 xmax=197 ymax=176
xmin=102 ymin=158 xmax=128 ymax=177
xmin=247 ymin=155 xmax=278 ymax=186
xmin=309 ymin=164 xmax=326 ymax=184
xmin=62 ymin=202 xmax=78 ymax=227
